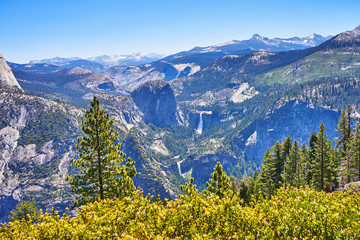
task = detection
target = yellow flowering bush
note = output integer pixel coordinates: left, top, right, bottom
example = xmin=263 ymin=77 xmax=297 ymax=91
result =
xmin=1 ymin=187 xmax=359 ymax=239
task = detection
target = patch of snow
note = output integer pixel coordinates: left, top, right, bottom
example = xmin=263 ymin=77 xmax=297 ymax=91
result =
xmin=213 ymin=40 xmax=239 ymax=47
xmin=223 ymin=55 xmax=240 ymax=59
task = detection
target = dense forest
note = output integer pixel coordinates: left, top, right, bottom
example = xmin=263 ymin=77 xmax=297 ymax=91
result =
xmin=244 ymin=105 xmax=360 ymax=201
xmin=1 ymin=101 xmax=360 ymax=239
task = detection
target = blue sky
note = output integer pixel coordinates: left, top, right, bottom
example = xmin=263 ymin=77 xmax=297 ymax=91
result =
xmin=1 ymin=0 xmax=359 ymax=63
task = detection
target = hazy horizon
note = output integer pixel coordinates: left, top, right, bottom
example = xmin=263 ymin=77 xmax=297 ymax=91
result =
xmin=1 ymin=0 xmax=359 ymax=63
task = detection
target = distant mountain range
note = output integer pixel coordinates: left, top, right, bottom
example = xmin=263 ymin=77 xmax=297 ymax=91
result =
xmin=165 ymin=33 xmax=332 ymax=61
xmin=10 ymin=33 xmax=331 ymax=92
xmin=27 ymin=33 xmax=331 ymax=69
xmin=1 ymin=24 xmax=360 ymax=222
xmin=29 ymin=53 xmax=165 ymax=67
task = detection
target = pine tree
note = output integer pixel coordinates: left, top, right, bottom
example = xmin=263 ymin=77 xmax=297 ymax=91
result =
xmin=300 ymin=142 xmax=310 ymax=187
xmin=239 ymin=181 xmax=251 ymax=205
xmin=272 ymin=141 xmax=284 ymax=188
xmin=281 ymin=136 xmax=293 ymax=162
xmin=335 ymin=106 xmax=353 ymax=184
xmin=247 ymin=171 xmax=262 ymax=200
xmin=180 ymin=177 xmax=198 ymax=196
xmin=283 ymin=140 xmax=303 ymax=187
xmin=311 ymin=123 xmax=335 ymax=191
xmin=349 ymin=121 xmax=360 ymax=181
xmin=229 ymin=176 xmax=240 ymax=197
xmin=9 ymin=201 xmax=40 ymax=222
xmin=260 ymin=149 xmax=276 ymax=197
xmin=307 ymin=131 xmax=318 ymax=184
xmin=206 ymin=162 xmax=231 ymax=198
xmin=67 ymin=96 xmax=136 ymax=206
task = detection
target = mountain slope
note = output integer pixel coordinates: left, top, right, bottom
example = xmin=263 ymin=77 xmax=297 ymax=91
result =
xmin=166 ymin=33 xmax=331 ymax=60
xmin=12 ymin=67 xmax=129 ymax=107
xmin=0 ymin=56 xmax=177 ymax=222
xmin=164 ymin=25 xmax=360 ymax=173
xmin=254 ymin=25 xmax=360 ymax=87
xmin=0 ymin=54 xmax=23 ymax=92
xmin=106 ymin=34 xmax=330 ymax=91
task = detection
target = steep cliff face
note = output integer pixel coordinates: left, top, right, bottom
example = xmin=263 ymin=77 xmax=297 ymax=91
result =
xmin=0 ymin=54 xmax=23 ymax=92
xmin=12 ymin=66 xmax=128 ymax=107
xmin=82 ymin=94 xmax=144 ymax=130
xmin=122 ymin=133 xmax=176 ymax=199
xmin=131 ymin=80 xmax=179 ymax=127
xmin=235 ymin=100 xmax=340 ymax=166
xmin=0 ymin=90 xmax=179 ymax=222
xmin=0 ymin=91 xmax=82 ymax=222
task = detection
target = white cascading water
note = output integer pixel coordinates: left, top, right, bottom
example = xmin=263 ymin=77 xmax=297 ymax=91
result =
xmin=196 ymin=113 xmax=203 ymax=134
xmin=155 ymin=98 xmax=160 ymax=116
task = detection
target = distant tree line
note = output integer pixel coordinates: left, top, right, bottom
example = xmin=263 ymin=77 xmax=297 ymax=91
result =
xmin=242 ymin=104 xmax=360 ymax=200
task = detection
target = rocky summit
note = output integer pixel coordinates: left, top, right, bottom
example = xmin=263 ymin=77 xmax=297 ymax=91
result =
xmin=131 ymin=80 xmax=179 ymax=127
xmin=0 ymin=54 xmax=23 ymax=92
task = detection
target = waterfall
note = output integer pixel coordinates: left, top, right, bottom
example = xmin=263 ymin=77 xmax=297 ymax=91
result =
xmin=155 ymin=98 xmax=160 ymax=116
xmin=177 ymin=159 xmax=185 ymax=176
xmin=196 ymin=113 xmax=203 ymax=134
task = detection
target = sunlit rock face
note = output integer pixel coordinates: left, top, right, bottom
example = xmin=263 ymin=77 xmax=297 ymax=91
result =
xmin=131 ymin=80 xmax=179 ymax=127
xmin=235 ymin=100 xmax=340 ymax=166
xmin=0 ymin=53 xmax=23 ymax=92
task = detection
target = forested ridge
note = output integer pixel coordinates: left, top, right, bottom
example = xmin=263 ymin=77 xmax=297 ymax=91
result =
xmin=1 ymin=103 xmax=360 ymax=239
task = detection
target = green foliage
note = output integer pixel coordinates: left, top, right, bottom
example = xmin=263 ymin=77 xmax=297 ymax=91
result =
xmin=283 ymin=140 xmax=307 ymax=187
xmin=67 ymin=96 xmax=136 ymax=207
xmin=2 ymin=187 xmax=360 ymax=239
xmin=308 ymin=131 xmax=318 ymax=184
xmin=180 ymin=177 xmax=198 ymax=196
xmin=311 ymin=123 xmax=337 ymax=191
xmin=238 ymin=181 xmax=251 ymax=205
xmin=272 ymin=141 xmax=285 ymax=188
xmin=350 ymin=121 xmax=360 ymax=181
xmin=8 ymin=201 xmax=40 ymax=223
xmin=336 ymin=105 xmax=356 ymax=185
xmin=259 ymin=149 xmax=276 ymax=197
xmin=206 ymin=162 xmax=231 ymax=198
xmin=18 ymin=111 xmax=74 ymax=149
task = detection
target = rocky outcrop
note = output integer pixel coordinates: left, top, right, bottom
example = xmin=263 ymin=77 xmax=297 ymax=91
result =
xmin=122 ymin=133 xmax=176 ymax=199
xmin=0 ymin=91 xmax=82 ymax=222
xmin=0 ymin=90 xmax=179 ymax=221
xmin=0 ymin=53 xmax=23 ymax=92
xmin=343 ymin=181 xmax=360 ymax=192
xmin=82 ymin=93 xmax=143 ymax=130
xmin=12 ymin=66 xmax=128 ymax=107
xmin=235 ymin=100 xmax=340 ymax=166
xmin=131 ymin=80 xmax=179 ymax=127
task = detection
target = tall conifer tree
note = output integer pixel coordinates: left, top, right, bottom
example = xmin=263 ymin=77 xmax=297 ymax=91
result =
xmin=307 ymin=131 xmax=318 ymax=184
xmin=311 ymin=123 xmax=335 ymax=191
xmin=350 ymin=121 xmax=360 ymax=181
xmin=284 ymin=140 xmax=304 ymax=187
xmin=206 ymin=162 xmax=231 ymax=198
xmin=260 ymin=149 xmax=276 ymax=197
xmin=336 ymin=105 xmax=353 ymax=184
xmin=272 ymin=141 xmax=284 ymax=188
xmin=67 ymin=96 xmax=136 ymax=206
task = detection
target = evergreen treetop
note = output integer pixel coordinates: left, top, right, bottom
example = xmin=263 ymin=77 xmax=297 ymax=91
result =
xmin=67 ymin=96 xmax=136 ymax=207
xmin=206 ymin=162 xmax=231 ymax=198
